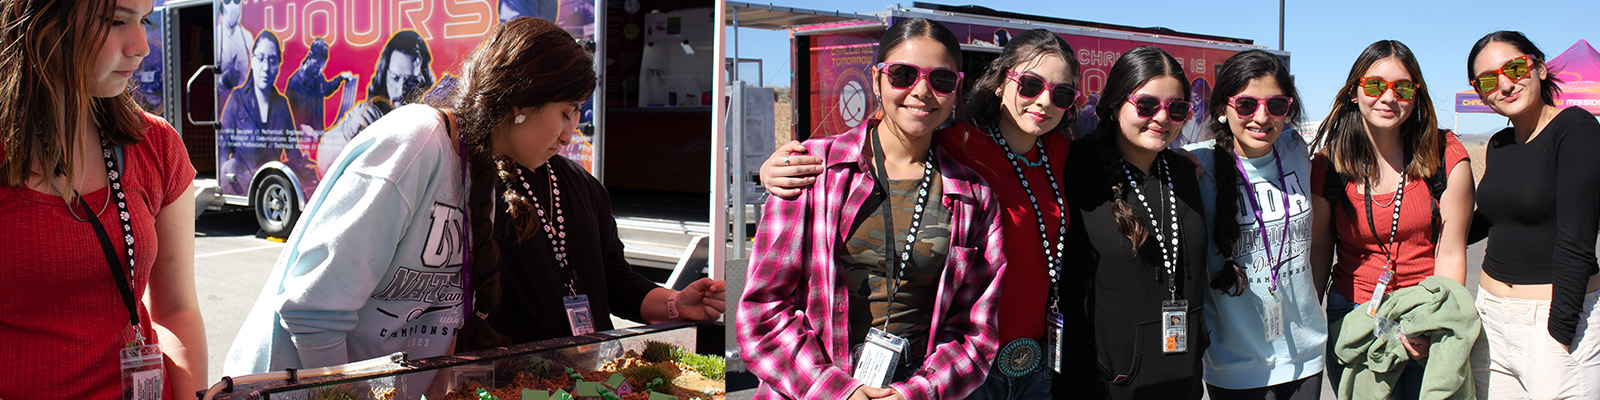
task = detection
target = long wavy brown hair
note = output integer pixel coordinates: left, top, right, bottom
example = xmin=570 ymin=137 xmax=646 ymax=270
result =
xmin=0 ymin=0 xmax=149 ymax=187
xmin=1312 ymin=40 xmax=1441 ymax=183
xmin=437 ymin=16 xmax=596 ymax=349
xmin=1089 ymin=46 xmax=1190 ymax=250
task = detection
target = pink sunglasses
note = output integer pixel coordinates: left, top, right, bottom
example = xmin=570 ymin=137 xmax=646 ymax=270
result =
xmin=876 ymin=62 xmax=964 ymax=95
xmin=1006 ymin=71 xmax=1085 ymax=110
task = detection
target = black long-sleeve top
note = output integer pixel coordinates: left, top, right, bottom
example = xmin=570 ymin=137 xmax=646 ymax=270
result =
xmin=1054 ymin=134 xmax=1210 ymax=399
xmin=1477 ymin=106 xmax=1600 ymax=346
xmin=487 ymin=156 xmax=662 ymax=343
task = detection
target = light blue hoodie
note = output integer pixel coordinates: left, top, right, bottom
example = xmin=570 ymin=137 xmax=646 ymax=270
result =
xmin=225 ymin=104 xmax=468 ymax=387
xmin=1186 ymin=132 xmax=1328 ymax=389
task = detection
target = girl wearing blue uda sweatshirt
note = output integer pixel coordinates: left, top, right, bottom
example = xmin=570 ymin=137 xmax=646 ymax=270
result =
xmin=224 ymin=18 xmax=598 ymax=395
xmin=1182 ymin=50 xmax=1328 ymax=399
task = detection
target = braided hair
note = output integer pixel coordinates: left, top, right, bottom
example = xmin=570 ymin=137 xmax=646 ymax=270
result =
xmin=1204 ymin=50 xmax=1304 ymax=296
xmin=431 ymin=17 xmax=596 ymax=349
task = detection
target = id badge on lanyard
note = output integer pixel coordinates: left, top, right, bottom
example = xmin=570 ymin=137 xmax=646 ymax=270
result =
xmin=563 ymin=294 xmax=596 ymax=336
xmin=1161 ymin=300 xmax=1189 ymax=354
xmin=119 ymin=327 xmax=163 ymax=400
xmin=853 ymin=327 xmax=908 ymax=388
xmin=1367 ymin=268 xmax=1394 ymax=319
xmin=1263 ymin=297 xmax=1284 ymax=342
xmin=1045 ymin=311 xmax=1064 ymax=373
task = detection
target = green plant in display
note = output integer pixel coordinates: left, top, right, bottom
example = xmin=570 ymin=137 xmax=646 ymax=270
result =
xmin=644 ymin=378 xmax=665 ymax=392
xmin=620 ymin=364 xmax=675 ymax=391
xmin=671 ymin=348 xmax=725 ymax=380
xmin=641 ymin=341 xmax=676 ymax=363
xmin=526 ymin=356 xmax=556 ymax=378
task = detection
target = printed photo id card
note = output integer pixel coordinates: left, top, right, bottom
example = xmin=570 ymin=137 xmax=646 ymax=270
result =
xmin=1161 ymin=300 xmax=1188 ymax=354
xmin=563 ymin=294 xmax=596 ymax=336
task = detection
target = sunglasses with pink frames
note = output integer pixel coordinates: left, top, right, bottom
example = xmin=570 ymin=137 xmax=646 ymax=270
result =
xmin=1125 ymin=94 xmax=1193 ymax=121
xmin=1227 ymin=95 xmax=1294 ymax=118
xmin=876 ymin=62 xmax=964 ymax=95
xmin=1006 ymin=70 xmax=1085 ymax=110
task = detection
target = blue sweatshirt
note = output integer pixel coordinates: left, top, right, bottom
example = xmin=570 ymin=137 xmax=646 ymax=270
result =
xmin=1186 ymin=133 xmax=1327 ymax=389
xmin=225 ymin=104 xmax=469 ymax=385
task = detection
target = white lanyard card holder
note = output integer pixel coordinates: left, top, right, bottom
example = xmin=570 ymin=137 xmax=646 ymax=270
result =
xmin=853 ymin=327 xmax=908 ymax=388
xmin=119 ymin=333 xmax=164 ymax=400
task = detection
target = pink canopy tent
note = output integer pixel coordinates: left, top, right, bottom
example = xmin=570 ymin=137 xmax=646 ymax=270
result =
xmin=1456 ymin=39 xmax=1600 ymax=115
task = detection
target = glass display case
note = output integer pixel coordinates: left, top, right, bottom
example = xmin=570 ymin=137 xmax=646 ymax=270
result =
xmin=205 ymin=321 xmax=725 ymax=400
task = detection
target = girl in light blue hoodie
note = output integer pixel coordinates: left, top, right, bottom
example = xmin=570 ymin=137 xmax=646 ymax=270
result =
xmin=1183 ymin=50 xmax=1328 ymax=400
xmin=224 ymin=18 xmax=597 ymax=395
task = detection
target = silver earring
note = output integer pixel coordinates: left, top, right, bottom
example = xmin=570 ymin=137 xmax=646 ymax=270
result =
xmin=1217 ymin=115 xmax=1227 ymax=124
xmin=514 ymin=114 xmax=526 ymax=124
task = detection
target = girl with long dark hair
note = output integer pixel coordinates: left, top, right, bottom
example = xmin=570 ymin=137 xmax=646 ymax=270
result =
xmin=1053 ymin=46 xmax=1209 ymax=399
xmin=949 ymin=29 xmax=1080 ymax=400
xmin=1182 ymin=50 xmax=1326 ymax=399
xmin=1467 ymin=30 xmax=1600 ymax=398
xmin=738 ymin=18 xmax=1006 ymax=400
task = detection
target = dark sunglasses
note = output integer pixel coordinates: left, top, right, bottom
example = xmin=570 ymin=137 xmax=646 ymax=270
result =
xmin=1125 ymin=94 xmax=1192 ymax=122
xmin=876 ymin=62 xmax=963 ymax=95
xmin=1472 ymin=55 xmax=1535 ymax=94
xmin=1359 ymin=77 xmax=1421 ymax=101
xmin=1007 ymin=71 xmax=1083 ymax=110
xmin=1227 ymin=95 xmax=1294 ymax=118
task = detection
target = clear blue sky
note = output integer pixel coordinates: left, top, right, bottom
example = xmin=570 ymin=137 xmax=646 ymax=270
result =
xmin=725 ymin=0 xmax=1600 ymax=135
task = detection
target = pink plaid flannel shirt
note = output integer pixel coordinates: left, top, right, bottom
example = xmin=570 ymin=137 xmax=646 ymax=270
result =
xmin=737 ymin=121 xmax=1006 ymax=400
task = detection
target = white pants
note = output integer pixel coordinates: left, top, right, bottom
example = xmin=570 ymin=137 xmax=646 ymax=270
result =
xmin=1472 ymin=289 xmax=1600 ymax=399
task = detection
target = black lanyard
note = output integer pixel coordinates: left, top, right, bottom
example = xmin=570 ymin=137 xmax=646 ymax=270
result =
xmin=1363 ymin=173 xmax=1407 ymax=272
xmin=868 ymin=127 xmax=935 ymax=331
xmin=984 ymin=125 xmax=1067 ymax=310
xmin=76 ymin=142 xmax=140 ymax=328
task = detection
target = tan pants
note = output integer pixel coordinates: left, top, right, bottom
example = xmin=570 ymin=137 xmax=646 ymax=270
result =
xmin=1472 ymin=289 xmax=1600 ymax=399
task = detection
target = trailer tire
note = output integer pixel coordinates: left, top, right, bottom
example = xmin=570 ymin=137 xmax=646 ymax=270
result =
xmin=254 ymin=172 xmax=300 ymax=238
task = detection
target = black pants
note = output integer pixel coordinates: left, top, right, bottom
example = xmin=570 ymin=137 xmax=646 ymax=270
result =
xmin=1205 ymin=374 xmax=1323 ymax=400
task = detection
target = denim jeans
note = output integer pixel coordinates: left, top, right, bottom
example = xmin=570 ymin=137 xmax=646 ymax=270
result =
xmin=1325 ymin=289 xmax=1425 ymax=400
xmin=965 ymin=364 xmax=1053 ymax=400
